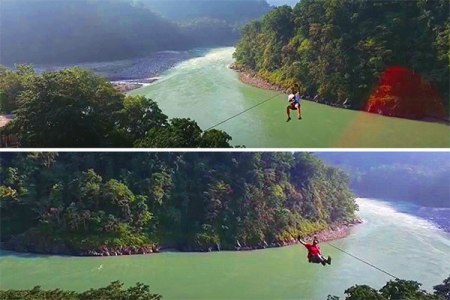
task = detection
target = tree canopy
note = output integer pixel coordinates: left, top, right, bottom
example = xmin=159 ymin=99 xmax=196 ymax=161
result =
xmin=0 ymin=67 xmax=232 ymax=148
xmin=0 ymin=281 xmax=161 ymax=300
xmin=328 ymin=275 xmax=450 ymax=300
xmin=0 ymin=152 xmax=356 ymax=254
xmin=1 ymin=271 xmax=449 ymax=299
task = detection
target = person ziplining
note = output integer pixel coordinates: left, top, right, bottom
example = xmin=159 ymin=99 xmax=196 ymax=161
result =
xmin=298 ymin=236 xmax=332 ymax=266
xmin=286 ymin=86 xmax=303 ymax=122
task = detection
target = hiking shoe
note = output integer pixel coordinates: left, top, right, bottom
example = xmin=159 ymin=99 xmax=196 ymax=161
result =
xmin=286 ymin=117 xmax=291 ymax=122
xmin=327 ymin=256 xmax=332 ymax=265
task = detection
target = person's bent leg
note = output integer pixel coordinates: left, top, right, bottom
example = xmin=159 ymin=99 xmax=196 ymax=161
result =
xmin=318 ymin=254 xmax=331 ymax=265
xmin=317 ymin=255 xmax=327 ymax=265
xmin=297 ymin=106 xmax=302 ymax=119
xmin=310 ymin=255 xmax=323 ymax=264
xmin=286 ymin=106 xmax=291 ymax=122
xmin=317 ymin=255 xmax=330 ymax=266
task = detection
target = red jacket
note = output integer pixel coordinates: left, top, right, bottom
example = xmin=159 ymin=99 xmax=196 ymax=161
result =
xmin=304 ymin=243 xmax=321 ymax=257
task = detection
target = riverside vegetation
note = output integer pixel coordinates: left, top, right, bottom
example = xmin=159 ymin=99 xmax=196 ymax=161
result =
xmin=0 ymin=152 xmax=357 ymax=255
xmin=233 ymin=0 xmax=449 ymax=120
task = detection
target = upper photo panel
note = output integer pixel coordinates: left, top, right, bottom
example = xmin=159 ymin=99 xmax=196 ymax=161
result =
xmin=1 ymin=0 xmax=449 ymax=148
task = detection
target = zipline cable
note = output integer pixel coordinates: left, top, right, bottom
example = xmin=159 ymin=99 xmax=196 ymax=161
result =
xmin=327 ymin=242 xmax=400 ymax=280
xmin=204 ymin=91 xmax=284 ymax=131
xmin=204 ymin=26 xmax=382 ymax=131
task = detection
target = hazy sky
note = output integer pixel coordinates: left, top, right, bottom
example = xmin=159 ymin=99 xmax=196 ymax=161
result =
xmin=266 ymin=0 xmax=299 ymax=7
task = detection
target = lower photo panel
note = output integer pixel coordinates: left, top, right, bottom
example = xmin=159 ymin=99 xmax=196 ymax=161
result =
xmin=0 ymin=151 xmax=449 ymax=300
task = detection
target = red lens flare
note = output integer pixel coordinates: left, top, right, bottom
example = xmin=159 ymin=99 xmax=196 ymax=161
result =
xmin=365 ymin=66 xmax=446 ymax=120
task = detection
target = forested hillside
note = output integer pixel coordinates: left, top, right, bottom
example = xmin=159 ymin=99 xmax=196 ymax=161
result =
xmin=317 ymin=152 xmax=450 ymax=207
xmin=0 ymin=0 xmax=271 ymax=65
xmin=0 ymin=153 xmax=357 ymax=255
xmin=234 ymin=0 xmax=449 ymax=120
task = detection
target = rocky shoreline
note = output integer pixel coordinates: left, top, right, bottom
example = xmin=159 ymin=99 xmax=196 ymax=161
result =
xmin=111 ymin=78 xmax=159 ymax=93
xmin=28 ymin=50 xmax=198 ymax=94
xmin=232 ymin=219 xmax=362 ymax=251
xmin=230 ymin=64 xmax=287 ymax=93
xmin=0 ymin=219 xmax=362 ymax=257
xmin=230 ymin=64 xmax=353 ymax=108
xmin=81 ymin=244 xmax=161 ymax=257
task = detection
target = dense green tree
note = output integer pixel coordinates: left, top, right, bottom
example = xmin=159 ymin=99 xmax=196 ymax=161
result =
xmin=136 ymin=119 xmax=232 ymax=148
xmin=344 ymin=285 xmax=385 ymax=300
xmin=329 ymin=277 xmax=450 ymax=300
xmin=199 ymin=129 xmax=233 ymax=148
xmin=433 ymin=275 xmax=450 ymax=299
xmin=380 ymin=280 xmax=439 ymax=300
xmin=0 ymin=281 xmax=162 ymax=300
xmin=0 ymin=67 xmax=233 ymax=148
xmin=138 ymin=118 xmax=203 ymax=148
xmin=0 ymin=65 xmax=35 ymax=113
xmin=5 ymin=68 xmax=123 ymax=147
xmin=118 ymin=95 xmax=169 ymax=146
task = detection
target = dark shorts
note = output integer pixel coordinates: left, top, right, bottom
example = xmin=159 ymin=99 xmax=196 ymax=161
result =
xmin=289 ymin=102 xmax=300 ymax=110
xmin=308 ymin=255 xmax=322 ymax=263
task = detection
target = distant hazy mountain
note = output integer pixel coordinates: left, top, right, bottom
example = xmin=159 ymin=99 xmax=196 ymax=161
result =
xmin=0 ymin=0 xmax=271 ymax=64
xmin=316 ymin=152 xmax=450 ymax=207
xmin=138 ymin=0 xmax=272 ymax=24
xmin=137 ymin=0 xmax=273 ymax=47
xmin=0 ymin=0 xmax=188 ymax=64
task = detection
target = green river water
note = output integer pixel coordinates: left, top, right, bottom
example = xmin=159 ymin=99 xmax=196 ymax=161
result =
xmin=1 ymin=198 xmax=449 ymax=299
xmin=129 ymin=47 xmax=450 ymax=148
